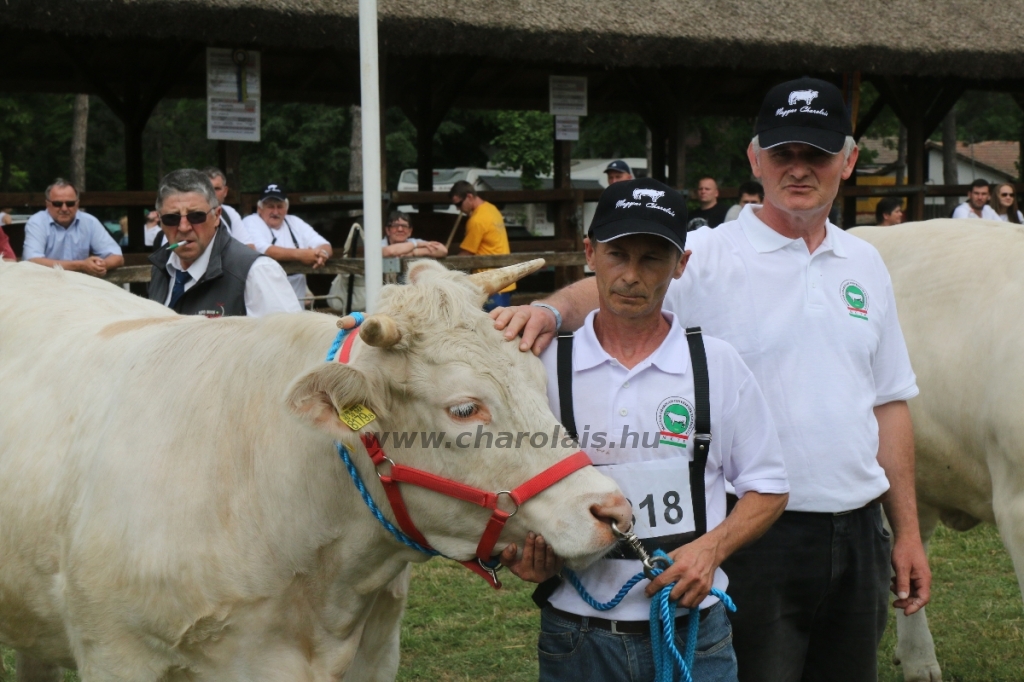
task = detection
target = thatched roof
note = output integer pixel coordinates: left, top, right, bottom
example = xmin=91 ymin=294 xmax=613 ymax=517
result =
xmin=3 ymin=0 xmax=1024 ymax=80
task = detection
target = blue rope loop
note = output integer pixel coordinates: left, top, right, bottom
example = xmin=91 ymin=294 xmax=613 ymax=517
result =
xmin=564 ymin=549 xmax=736 ymax=682
xmin=325 ymin=312 xmax=366 ymax=362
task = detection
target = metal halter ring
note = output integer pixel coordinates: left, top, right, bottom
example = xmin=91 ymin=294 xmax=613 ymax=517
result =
xmin=643 ymin=554 xmax=671 ymax=581
xmin=375 ymin=455 xmax=396 ymax=480
xmin=611 ymin=520 xmax=634 ymax=538
xmin=495 ymin=491 xmax=520 ymax=517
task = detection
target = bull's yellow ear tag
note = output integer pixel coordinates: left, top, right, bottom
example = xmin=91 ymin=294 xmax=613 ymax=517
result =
xmin=339 ymin=404 xmax=377 ymax=431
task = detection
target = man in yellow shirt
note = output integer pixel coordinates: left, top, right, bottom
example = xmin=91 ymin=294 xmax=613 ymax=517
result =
xmin=449 ymin=180 xmax=515 ymax=311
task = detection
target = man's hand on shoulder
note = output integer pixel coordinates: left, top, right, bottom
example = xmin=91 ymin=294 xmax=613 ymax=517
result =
xmin=490 ymin=304 xmax=558 ymax=355
xmin=499 ymin=532 xmax=563 ymax=583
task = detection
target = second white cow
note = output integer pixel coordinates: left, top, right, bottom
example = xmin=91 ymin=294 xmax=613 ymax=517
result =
xmin=0 ymin=258 xmax=630 ymax=681
xmin=855 ymin=220 xmax=1024 ymax=682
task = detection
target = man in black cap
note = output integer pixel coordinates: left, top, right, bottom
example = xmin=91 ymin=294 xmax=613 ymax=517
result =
xmin=501 ymin=178 xmax=789 ymax=682
xmin=603 ymin=159 xmax=634 ymax=185
xmin=494 ymin=77 xmax=930 ymax=682
xmin=245 ymin=183 xmax=333 ymax=306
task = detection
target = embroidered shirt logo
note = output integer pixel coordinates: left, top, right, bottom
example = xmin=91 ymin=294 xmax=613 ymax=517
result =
xmin=840 ymin=280 xmax=868 ymax=320
xmin=657 ymin=397 xmax=695 ymax=448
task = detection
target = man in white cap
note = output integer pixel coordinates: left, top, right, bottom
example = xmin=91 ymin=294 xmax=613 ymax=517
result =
xmin=494 ymin=77 xmax=930 ymax=682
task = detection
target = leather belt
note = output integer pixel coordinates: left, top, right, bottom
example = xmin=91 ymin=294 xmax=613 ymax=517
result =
xmin=548 ymin=605 xmax=710 ymax=635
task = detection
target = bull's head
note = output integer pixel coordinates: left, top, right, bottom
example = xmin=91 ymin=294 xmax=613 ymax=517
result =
xmin=287 ymin=260 xmax=630 ymax=569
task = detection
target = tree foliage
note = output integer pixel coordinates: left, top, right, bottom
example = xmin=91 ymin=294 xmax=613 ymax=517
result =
xmin=489 ymin=111 xmax=553 ymax=189
xmin=0 ymin=88 xmax=1020 ymax=200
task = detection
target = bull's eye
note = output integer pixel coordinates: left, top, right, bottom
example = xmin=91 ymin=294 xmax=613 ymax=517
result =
xmin=448 ymin=402 xmax=478 ymax=420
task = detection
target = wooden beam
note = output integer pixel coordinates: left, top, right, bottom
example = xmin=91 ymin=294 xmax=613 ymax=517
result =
xmin=103 ymin=251 xmax=587 ymax=284
xmin=853 ymin=96 xmax=886 ymax=142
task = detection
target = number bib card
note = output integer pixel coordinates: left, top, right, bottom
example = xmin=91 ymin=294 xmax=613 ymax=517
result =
xmin=598 ymin=458 xmax=695 ymax=539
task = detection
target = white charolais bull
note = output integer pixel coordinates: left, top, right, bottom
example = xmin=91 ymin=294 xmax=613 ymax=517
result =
xmin=0 ymin=259 xmax=630 ymax=681
xmin=855 ymin=220 xmax=1024 ymax=682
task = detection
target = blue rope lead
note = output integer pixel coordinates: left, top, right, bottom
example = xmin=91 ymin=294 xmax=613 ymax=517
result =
xmin=334 ymin=441 xmax=439 ymax=557
xmin=565 ymin=549 xmax=736 ymax=682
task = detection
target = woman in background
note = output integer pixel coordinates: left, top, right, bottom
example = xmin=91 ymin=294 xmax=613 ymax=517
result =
xmin=990 ymin=182 xmax=1023 ymax=224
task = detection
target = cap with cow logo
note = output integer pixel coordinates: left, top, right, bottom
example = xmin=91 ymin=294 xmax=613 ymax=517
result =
xmin=589 ymin=179 xmax=688 ymax=253
xmin=755 ymin=77 xmax=853 ymax=154
xmin=259 ymin=183 xmax=288 ymax=202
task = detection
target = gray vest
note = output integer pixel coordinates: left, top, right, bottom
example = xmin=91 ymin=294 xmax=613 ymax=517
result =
xmin=149 ymin=228 xmax=262 ymax=317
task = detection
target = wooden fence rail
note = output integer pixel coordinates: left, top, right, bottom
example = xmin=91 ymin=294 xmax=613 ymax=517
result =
xmin=101 ymin=251 xmax=588 ymax=285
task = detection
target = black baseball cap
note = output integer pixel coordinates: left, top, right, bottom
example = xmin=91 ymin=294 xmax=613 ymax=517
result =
xmin=755 ymin=77 xmax=852 ymax=154
xmin=604 ymin=160 xmax=633 ymax=175
xmin=589 ymin=179 xmax=687 ymax=252
xmin=259 ymin=183 xmax=287 ymax=201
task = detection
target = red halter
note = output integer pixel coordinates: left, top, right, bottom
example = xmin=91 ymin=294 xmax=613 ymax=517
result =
xmin=336 ymin=329 xmax=592 ymax=588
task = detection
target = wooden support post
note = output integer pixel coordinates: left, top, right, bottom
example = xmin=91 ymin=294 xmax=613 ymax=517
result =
xmin=1012 ymin=93 xmax=1024 ymax=182
xmin=218 ymin=140 xmax=242 ymax=205
xmin=415 ymin=58 xmax=434 ymax=213
xmin=553 ymin=137 xmax=575 ymax=288
xmin=670 ymin=114 xmax=687 ymax=190
xmin=872 ymin=76 xmax=965 ymax=222
xmin=650 ymin=127 xmax=667 ymax=182
xmin=905 ymin=113 xmax=926 ymax=221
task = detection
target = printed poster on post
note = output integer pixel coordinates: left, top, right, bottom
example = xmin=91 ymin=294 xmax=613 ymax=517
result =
xmin=549 ymin=76 xmax=588 ymax=117
xmin=207 ymin=48 xmax=261 ymax=142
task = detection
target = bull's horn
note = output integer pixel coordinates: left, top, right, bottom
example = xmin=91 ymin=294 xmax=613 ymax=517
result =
xmin=360 ymin=315 xmax=402 ymax=348
xmin=467 ymin=258 xmax=546 ymax=295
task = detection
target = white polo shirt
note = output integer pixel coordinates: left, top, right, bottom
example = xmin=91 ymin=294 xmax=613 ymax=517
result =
xmin=541 ymin=311 xmax=788 ymax=621
xmin=246 ymin=213 xmax=331 ymax=302
xmin=219 ymin=204 xmax=254 ymax=246
xmin=951 ymin=203 xmax=1000 ymax=220
xmin=668 ymin=206 xmax=918 ymax=512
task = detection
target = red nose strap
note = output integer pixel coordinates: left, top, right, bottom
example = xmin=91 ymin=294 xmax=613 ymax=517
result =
xmin=362 ymin=432 xmax=592 ymax=587
xmin=339 ymin=327 xmax=593 ymax=589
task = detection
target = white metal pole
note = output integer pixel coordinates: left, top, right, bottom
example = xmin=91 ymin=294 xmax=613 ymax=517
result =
xmin=358 ymin=0 xmax=383 ymax=312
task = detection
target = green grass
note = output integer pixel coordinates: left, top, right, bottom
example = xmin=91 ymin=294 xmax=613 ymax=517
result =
xmin=877 ymin=524 xmax=1024 ymax=682
xmin=3 ymin=524 xmax=1020 ymax=681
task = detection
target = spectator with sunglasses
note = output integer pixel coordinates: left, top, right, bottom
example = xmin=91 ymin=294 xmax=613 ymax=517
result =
xmin=148 ymin=169 xmax=300 ymax=317
xmin=990 ymin=182 xmax=1023 ymax=224
xmin=23 ymin=178 xmax=124 ymax=277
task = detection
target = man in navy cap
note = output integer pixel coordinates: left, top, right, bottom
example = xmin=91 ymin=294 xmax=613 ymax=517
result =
xmin=502 ymin=179 xmax=789 ymax=682
xmin=603 ymin=159 xmax=634 ymax=185
xmin=245 ymin=183 xmax=333 ymax=306
xmin=495 ymin=77 xmax=931 ymax=682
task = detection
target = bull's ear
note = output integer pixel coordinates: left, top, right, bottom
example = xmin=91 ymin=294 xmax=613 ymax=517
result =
xmin=286 ymin=363 xmax=385 ymax=440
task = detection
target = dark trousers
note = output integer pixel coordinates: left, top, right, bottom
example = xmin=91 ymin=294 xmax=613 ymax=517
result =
xmin=720 ymin=503 xmax=890 ymax=682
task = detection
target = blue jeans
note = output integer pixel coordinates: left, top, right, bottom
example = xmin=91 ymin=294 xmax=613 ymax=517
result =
xmin=538 ymin=602 xmax=738 ymax=682
xmin=483 ymin=291 xmax=512 ymax=312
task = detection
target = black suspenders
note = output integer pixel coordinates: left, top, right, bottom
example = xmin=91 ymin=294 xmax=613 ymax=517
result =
xmin=556 ymin=333 xmax=579 ymax=441
xmin=559 ymin=328 xmax=712 ymax=543
xmin=685 ymin=327 xmax=712 ymax=539
xmin=533 ymin=326 xmax=714 ymax=608
xmin=269 ymin=217 xmax=300 ymax=247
